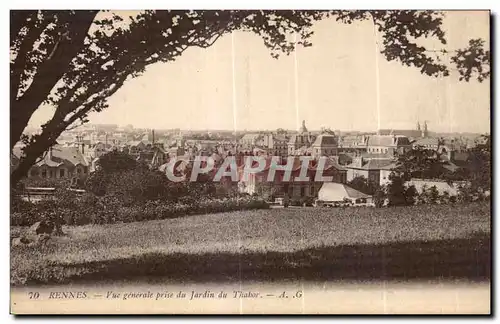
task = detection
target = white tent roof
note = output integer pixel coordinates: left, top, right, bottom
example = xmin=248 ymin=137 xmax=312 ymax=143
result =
xmin=318 ymin=183 xmax=371 ymax=202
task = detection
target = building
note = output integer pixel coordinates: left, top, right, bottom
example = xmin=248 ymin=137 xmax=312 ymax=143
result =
xmin=338 ymin=134 xmax=369 ymax=153
xmin=287 ymin=120 xmax=316 ymax=155
xmin=377 ymin=121 xmax=429 ymax=140
xmin=345 ymin=157 xmax=396 ymax=186
xmin=311 ymin=133 xmax=338 ymax=158
xmin=263 ymin=134 xmax=288 ymax=157
xmin=239 ymin=134 xmax=263 ymax=146
xmin=238 ymin=156 xmax=347 ymax=200
xmin=12 ymin=145 xmax=90 ymax=185
xmin=166 ymin=146 xmax=185 ymax=159
xmin=366 ymin=135 xmax=412 ymax=156
xmin=124 ymin=140 xmax=148 ymax=156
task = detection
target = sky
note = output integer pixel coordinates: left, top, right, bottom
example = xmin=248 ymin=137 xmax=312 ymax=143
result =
xmin=28 ymin=11 xmax=490 ymax=134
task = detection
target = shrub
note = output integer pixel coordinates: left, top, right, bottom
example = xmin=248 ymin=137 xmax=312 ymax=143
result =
xmin=348 ymin=175 xmax=379 ymax=195
xmin=11 ymin=195 xmax=270 ymax=226
xmin=373 ymin=187 xmax=386 ymax=208
xmin=404 ymin=185 xmax=418 ymax=205
xmin=386 ymin=173 xmax=407 ymax=206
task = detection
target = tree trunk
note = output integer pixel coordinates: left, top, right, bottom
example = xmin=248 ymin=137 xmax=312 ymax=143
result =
xmin=10 ymin=147 xmax=43 ymax=187
xmin=11 ymin=122 xmax=61 ymax=187
xmin=10 ymin=10 xmax=98 ymax=152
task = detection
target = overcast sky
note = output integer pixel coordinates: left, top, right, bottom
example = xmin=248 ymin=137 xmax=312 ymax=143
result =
xmin=28 ymin=10 xmax=490 ymax=133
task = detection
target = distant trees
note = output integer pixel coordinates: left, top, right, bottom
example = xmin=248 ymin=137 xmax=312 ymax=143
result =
xmin=376 ymin=134 xmax=491 ymax=208
xmin=395 ymin=146 xmax=448 ymax=180
xmin=396 ymin=136 xmax=491 ymax=186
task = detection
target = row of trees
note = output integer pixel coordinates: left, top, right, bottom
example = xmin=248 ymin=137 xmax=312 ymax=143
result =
xmin=11 ymin=10 xmax=489 ymax=186
xmin=352 ymin=172 xmax=488 ymax=208
xmin=84 ymin=151 xmax=240 ymax=206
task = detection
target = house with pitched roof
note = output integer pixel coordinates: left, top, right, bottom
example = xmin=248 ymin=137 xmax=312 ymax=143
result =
xmin=338 ymin=134 xmax=369 ymax=153
xmin=12 ymin=145 xmax=90 ymax=185
xmin=345 ymin=156 xmax=397 ymax=186
xmin=311 ymin=134 xmax=338 ymax=158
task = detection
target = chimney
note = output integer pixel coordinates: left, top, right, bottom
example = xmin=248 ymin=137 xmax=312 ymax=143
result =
xmin=81 ymin=142 xmax=85 ymax=154
xmin=47 ymin=147 xmax=53 ymax=160
xmin=152 ymin=129 xmax=155 ymax=145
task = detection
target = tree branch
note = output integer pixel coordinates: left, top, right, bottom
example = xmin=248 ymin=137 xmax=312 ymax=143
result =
xmin=10 ymin=11 xmax=44 ymax=103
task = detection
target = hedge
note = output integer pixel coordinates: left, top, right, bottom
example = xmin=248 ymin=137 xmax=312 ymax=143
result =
xmin=11 ymin=195 xmax=269 ymax=227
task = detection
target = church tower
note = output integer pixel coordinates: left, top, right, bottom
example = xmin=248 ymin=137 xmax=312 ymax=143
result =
xmin=416 ymin=121 xmax=421 ymax=131
xmin=299 ymin=120 xmax=308 ymax=134
xmin=422 ymin=121 xmax=428 ymax=138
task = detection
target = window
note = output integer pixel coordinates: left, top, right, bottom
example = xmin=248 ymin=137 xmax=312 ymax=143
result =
xmin=41 ymin=170 xmax=47 ymax=178
xmin=60 ymin=169 xmax=65 ymax=177
xmin=300 ymin=187 xmax=305 ymax=197
xmin=77 ymin=168 xmax=81 ymax=174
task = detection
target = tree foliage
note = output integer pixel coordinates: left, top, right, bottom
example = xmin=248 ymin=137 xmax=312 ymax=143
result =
xmin=386 ymin=173 xmax=408 ymax=206
xmin=395 ymin=145 xmax=448 ymax=180
xmin=11 ymin=10 xmax=490 ymax=185
xmin=85 ymin=150 xmax=224 ymax=204
xmin=96 ymin=150 xmax=139 ymax=173
xmin=467 ymin=134 xmax=491 ymax=191
xmin=348 ymin=175 xmax=378 ymax=195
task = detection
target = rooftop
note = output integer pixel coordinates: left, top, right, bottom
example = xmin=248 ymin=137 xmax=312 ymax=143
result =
xmin=312 ymin=134 xmax=338 ymax=146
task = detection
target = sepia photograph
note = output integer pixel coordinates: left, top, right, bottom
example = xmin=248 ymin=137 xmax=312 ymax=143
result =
xmin=9 ymin=7 xmax=491 ymax=315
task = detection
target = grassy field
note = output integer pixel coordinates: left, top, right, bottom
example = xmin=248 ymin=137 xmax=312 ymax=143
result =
xmin=11 ymin=202 xmax=491 ymax=286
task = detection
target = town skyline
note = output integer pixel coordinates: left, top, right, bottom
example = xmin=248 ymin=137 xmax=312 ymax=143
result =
xmin=24 ymin=118 xmax=489 ymax=137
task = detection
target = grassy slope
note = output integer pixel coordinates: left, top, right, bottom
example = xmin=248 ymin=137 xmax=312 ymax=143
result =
xmin=11 ymin=202 xmax=491 ymax=285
